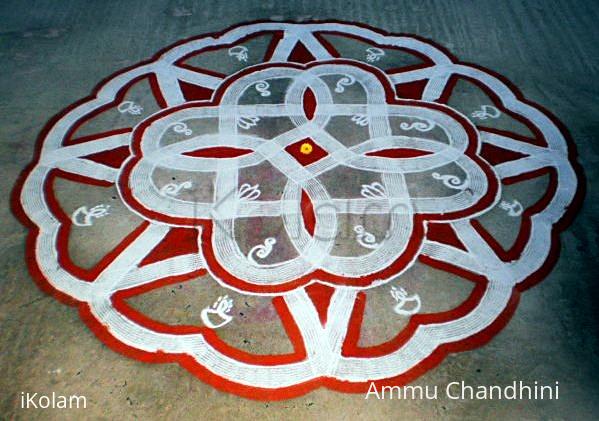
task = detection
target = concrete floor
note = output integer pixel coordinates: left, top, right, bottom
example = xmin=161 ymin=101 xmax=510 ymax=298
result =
xmin=1 ymin=0 xmax=598 ymax=419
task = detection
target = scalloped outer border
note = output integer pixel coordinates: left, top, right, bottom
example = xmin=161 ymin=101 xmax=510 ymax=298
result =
xmin=11 ymin=20 xmax=585 ymax=401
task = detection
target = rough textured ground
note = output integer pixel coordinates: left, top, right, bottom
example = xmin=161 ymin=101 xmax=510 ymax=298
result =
xmin=1 ymin=0 xmax=598 ymax=419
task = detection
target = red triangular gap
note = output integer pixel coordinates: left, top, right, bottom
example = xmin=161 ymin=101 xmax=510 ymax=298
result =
xmin=263 ymin=32 xmax=285 ymax=61
xmin=178 ymin=80 xmax=214 ymax=101
xmin=479 ymin=142 xmax=528 ymax=166
xmin=139 ymin=227 xmax=199 ymax=266
xmin=305 ymin=282 xmax=336 ymax=326
xmin=426 ymin=222 xmax=467 ymax=251
xmin=288 ymin=42 xmax=316 ymax=64
xmin=83 ymin=146 xmax=130 ymax=169
xmin=395 ymin=79 xmax=428 ymax=100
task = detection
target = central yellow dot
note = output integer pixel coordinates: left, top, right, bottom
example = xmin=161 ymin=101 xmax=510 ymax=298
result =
xmin=300 ymin=143 xmax=313 ymax=155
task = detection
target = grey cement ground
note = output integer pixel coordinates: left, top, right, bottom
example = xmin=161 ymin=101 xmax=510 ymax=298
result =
xmin=1 ymin=0 xmax=598 ymax=419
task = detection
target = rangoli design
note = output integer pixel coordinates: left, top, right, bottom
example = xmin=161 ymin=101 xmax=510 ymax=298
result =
xmin=14 ymin=21 xmax=581 ymax=399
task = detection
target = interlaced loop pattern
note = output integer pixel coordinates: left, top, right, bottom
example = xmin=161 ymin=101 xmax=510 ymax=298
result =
xmin=121 ymin=63 xmax=494 ymax=289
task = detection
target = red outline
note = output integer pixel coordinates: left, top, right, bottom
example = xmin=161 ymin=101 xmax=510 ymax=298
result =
xmin=11 ymin=20 xmax=585 ymax=401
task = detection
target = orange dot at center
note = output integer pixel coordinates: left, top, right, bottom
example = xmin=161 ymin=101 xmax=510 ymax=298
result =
xmin=300 ymin=143 xmax=313 ymax=155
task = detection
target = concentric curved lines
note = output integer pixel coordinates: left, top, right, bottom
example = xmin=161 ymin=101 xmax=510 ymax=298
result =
xmin=123 ymin=62 xmax=494 ymax=289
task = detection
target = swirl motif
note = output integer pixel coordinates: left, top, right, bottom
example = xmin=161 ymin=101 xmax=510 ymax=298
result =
xmin=159 ymin=180 xmax=192 ymax=197
xmin=334 ymin=75 xmax=356 ymax=93
xmin=399 ymin=119 xmax=435 ymax=132
xmin=169 ymin=122 xmax=192 ymax=136
xmin=432 ymin=172 xmax=469 ymax=190
xmin=247 ymin=237 xmax=277 ymax=265
xmin=354 ymin=225 xmax=379 ymax=250
xmin=71 ymin=204 xmax=110 ymax=227
xmin=117 ymin=100 xmax=143 ymax=115
xmin=255 ymin=81 xmax=271 ymax=97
